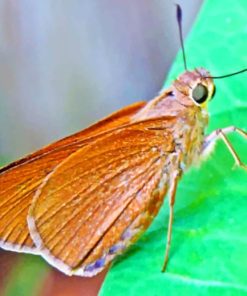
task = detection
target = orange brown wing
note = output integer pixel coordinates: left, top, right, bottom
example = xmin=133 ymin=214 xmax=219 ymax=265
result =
xmin=0 ymin=102 xmax=145 ymax=253
xmin=28 ymin=117 xmax=176 ymax=276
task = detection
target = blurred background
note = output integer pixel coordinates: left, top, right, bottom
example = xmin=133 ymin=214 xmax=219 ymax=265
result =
xmin=0 ymin=0 xmax=202 ymax=162
xmin=0 ymin=0 xmax=203 ymax=295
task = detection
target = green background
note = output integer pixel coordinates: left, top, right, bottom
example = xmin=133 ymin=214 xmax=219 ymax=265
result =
xmin=100 ymin=0 xmax=247 ymax=295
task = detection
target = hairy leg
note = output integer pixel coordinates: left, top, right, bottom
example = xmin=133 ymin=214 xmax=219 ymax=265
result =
xmin=162 ymin=169 xmax=181 ymax=272
xmin=202 ymin=126 xmax=247 ymax=170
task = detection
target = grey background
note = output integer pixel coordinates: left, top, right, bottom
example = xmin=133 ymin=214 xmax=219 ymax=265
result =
xmin=0 ymin=0 xmax=203 ymax=161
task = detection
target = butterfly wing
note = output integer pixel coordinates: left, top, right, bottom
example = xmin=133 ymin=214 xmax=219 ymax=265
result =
xmin=0 ymin=102 xmax=145 ymax=253
xmin=28 ymin=117 xmax=176 ymax=276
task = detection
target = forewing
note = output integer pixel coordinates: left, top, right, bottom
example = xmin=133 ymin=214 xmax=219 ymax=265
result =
xmin=28 ymin=118 xmax=176 ymax=276
xmin=0 ymin=102 xmax=145 ymax=253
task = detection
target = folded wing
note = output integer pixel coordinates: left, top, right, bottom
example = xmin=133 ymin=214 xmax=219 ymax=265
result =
xmin=28 ymin=117 xmax=176 ymax=276
xmin=0 ymin=102 xmax=145 ymax=253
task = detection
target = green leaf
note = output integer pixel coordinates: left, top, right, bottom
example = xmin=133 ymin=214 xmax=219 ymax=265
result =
xmin=100 ymin=0 xmax=247 ymax=295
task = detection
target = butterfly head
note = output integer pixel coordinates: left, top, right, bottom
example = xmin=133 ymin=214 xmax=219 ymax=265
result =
xmin=173 ymin=68 xmax=216 ymax=108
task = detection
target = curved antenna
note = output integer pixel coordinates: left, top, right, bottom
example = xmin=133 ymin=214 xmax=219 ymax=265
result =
xmin=176 ymin=4 xmax=187 ymax=70
xmin=206 ymin=68 xmax=247 ymax=79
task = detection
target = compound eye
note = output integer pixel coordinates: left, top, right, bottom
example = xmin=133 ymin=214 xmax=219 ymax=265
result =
xmin=192 ymin=83 xmax=208 ymax=104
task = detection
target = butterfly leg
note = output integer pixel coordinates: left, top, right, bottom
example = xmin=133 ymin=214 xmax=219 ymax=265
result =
xmin=203 ymin=126 xmax=247 ymax=170
xmin=162 ymin=168 xmax=181 ymax=272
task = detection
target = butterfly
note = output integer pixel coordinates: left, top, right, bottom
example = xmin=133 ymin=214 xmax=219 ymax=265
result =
xmin=0 ymin=5 xmax=246 ymax=277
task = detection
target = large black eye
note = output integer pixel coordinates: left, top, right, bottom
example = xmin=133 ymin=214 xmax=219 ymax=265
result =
xmin=192 ymin=83 xmax=208 ymax=104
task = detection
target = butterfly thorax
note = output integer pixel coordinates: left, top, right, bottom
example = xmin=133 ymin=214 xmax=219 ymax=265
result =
xmin=132 ymin=68 xmax=215 ymax=170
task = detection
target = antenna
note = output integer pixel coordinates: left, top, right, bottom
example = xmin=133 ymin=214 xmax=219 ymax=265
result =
xmin=206 ymin=68 xmax=247 ymax=79
xmin=176 ymin=4 xmax=187 ymax=70
xmin=175 ymin=5 xmax=246 ymax=79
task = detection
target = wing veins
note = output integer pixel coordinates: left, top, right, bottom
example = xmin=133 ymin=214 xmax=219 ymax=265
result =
xmin=37 ymin=148 xmax=151 ymax=227
xmin=0 ymin=203 xmax=30 ymax=242
xmin=72 ymin=162 xmax=160 ymax=270
xmin=43 ymin=154 xmax=160 ymax=250
xmin=36 ymin=142 xmax=150 ymax=202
